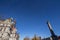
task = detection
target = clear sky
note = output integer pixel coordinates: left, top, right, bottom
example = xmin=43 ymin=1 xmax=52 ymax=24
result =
xmin=0 ymin=0 xmax=60 ymax=40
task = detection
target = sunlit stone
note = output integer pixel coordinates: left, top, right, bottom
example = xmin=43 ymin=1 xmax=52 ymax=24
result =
xmin=7 ymin=24 xmax=11 ymax=27
xmin=0 ymin=24 xmax=3 ymax=26
xmin=4 ymin=24 xmax=6 ymax=26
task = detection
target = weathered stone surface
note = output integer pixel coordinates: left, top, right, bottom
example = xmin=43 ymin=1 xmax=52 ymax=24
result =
xmin=0 ymin=18 xmax=19 ymax=40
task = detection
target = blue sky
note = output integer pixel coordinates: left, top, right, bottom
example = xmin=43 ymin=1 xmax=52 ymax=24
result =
xmin=0 ymin=0 xmax=60 ymax=40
